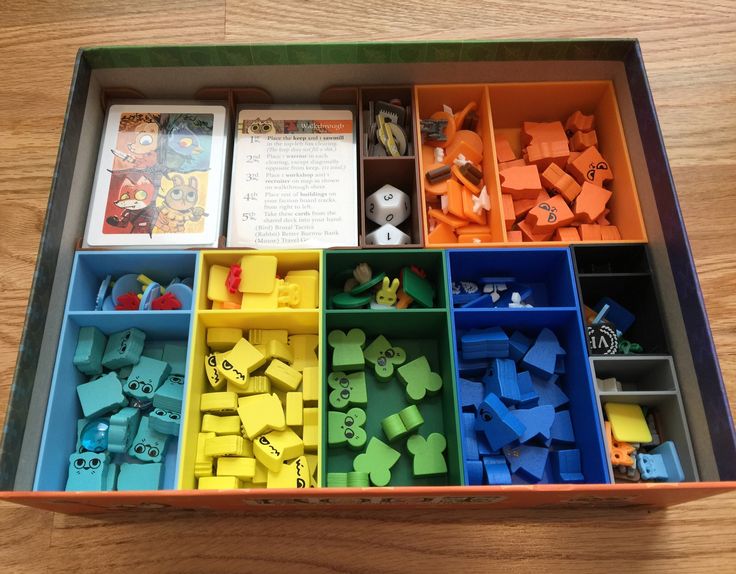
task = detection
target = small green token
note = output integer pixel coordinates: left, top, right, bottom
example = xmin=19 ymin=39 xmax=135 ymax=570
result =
xmin=350 ymin=271 xmax=386 ymax=295
xmin=328 ymin=407 xmax=367 ymax=449
xmin=347 ymin=471 xmax=370 ymax=487
xmin=380 ymin=405 xmax=424 ymax=442
xmin=381 ymin=414 xmax=408 ymax=442
xmin=407 ymin=433 xmax=448 ymax=477
xmin=327 ymin=472 xmax=348 ymax=487
xmin=328 ymin=329 xmax=366 ymax=371
xmin=353 ymin=437 xmax=401 ymax=486
xmin=401 ymin=267 xmax=435 ymax=308
xmin=397 ymin=356 xmax=443 ymax=402
xmin=398 ymin=405 xmax=424 ymax=433
xmin=363 ymin=335 xmax=407 ymax=382
xmin=328 ymin=371 xmax=368 ymax=410
xmin=332 ymin=292 xmax=371 ymax=309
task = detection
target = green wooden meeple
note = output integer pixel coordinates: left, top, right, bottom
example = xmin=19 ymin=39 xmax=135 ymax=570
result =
xmin=363 ymin=335 xmax=407 ymax=382
xmin=397 ymin=356 xmax=443 ymax=402
xmin=407 ymin=433 xmax=448 ymax=477
xmin=328 ymin=328 xmax=366 ymax=372
xmin=353 ymin=437 xmax=401 ymax=486
xmin=346 ymin=471 xmax=370 ymax=487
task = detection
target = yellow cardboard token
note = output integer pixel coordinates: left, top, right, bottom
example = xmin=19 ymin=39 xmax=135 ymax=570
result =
xmin=195 ymin=432 xmax=216 ymax=478
xmin=604 ymin=402 xmax=653 ymax=443
xmin=204 ymin=435 xmax=246 ymax=457
xmin=227 ymin=375 xmax=271 ymax=396
xmin=217 ymin=457 xmax=257 ymax=480
xmin=265 ymin=359 xmax=302 ymax=391
xmin=284 ymin=270 xmax=319 ymax=309
xmin=266 ymin=456 xmax=311 ymax=489
xmin=198 ymin=476 xmax=242 ymax=490
xmin=205 ymin=353 xmax=226 ymax=390
xmin=219 ymin=338 xmax=266 ymax=385
xmin=207 ymin=265 xmax=242 ymax=306
xmin=201 ymin=414 xmax=241 ymax=435
xmin=239 ymin=255 xmax=278 ymax=293
xmin=285 ymin=392 xmax=303 ymax=427
xmin=253 ymin=427 xmax=304 ymax=471
xmin=302 ymin=407 xmax=319 ymax=452
xmin=289 ymin=334 xmax=319 ymax=372
xmin=248 ymin=329 xmax=289 ymax=346
xmin=237 ymin=393 xmax=286 ymax=439
xmin=200 ymin=392 xmax=238 ymax=413
xmin=206 ymin=328 xmax=243 ymax=352
xmin=301 ymin=366 xmax=319 ymax=404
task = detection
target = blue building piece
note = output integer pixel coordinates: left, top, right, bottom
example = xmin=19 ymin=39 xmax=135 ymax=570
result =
xmin=594 ymin=297 xmax=635 ymax=334
xmin=475 ymin=427 xmax=494 ymax=456
xmin=153 ymin=374 xmax=185 ymax=412
xmin=551 ymin=449 xmax=585 ymax=483
xmin=117 ymin=462 xmax=164 ymax=491
xmin=462 ymin=412 xmax=479 ymax=460
xmin=521 ymin=328 xmax=565 ymax=379
xmin=65 ymin=451 xmax=112 ymax=491
xmin=108 ymin=407 xmax=141 ymax=453
xmin=515 ymin=371 xmax=539 ymax=407
xmin=477 ymin=393 xmax=525 ymax=451
xmin=466 ymin=459 xmax=484 ymax=485
xmin=482 ymin=359 xmax=519 ymax=405
xmin=461 ymin=327 xmax=509 ymax=360
xmin=76 ymin=372 xmax=127 ymax=418
xmin=123 ymin=356 xmax=171 ymax=402
xmin=531 ymin=375 xmax=569 ymax=409
xmin=162 ymin=342 xmax=188 ymax=375
xmin=101 ymin=328 xmax=146 ymax=370
xmin=509 ymin=331 xmax=533 ymax=362
xmin=514 ymin=405 xmax=555 ymax=444
xmin=550 ymin=410 xmax=576 ymax=445
xmin=457 ymin=358 xmax=490 ymax=378
xmin=482 ymin=455 xmax=512 ymax=485
xmin=504 ymin=444 xmax=549 ymax=482
xmin=459 ymin=377 xmax=484 ymax=412
xmin=73 ymin=326 xmax=107 ymax=376
xmin=649 ymin=441 xmax=685 ymax=482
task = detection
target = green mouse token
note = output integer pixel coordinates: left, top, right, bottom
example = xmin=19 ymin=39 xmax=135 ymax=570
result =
xmin=350 ymin=271 xmax=386 ymax=295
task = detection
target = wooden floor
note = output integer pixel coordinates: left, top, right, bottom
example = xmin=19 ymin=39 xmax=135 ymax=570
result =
xmin=1 ymin=1 xmax=735 ymax=571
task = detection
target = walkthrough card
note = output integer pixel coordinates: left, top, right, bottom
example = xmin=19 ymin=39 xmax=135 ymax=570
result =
xmin=227 ymin=108 xmax=358 ymax=248
xmin=84 ymin=104 xmax=228 ymax=248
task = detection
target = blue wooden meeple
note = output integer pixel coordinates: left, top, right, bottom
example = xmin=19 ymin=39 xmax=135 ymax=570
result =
xmin=482 ymin=358 xmax=519 ymax=405
xmin=514 ymin=405 xmax=555 ymax=444
xmin=477 ymin=393 xmax=525 ymax=451
xmin=153 ymin=374 xmax=185 ymax=412
xmin=551 ymin=449 xmax=585 ymax=483
xmin=482 ymin=455 xmax=512 ymax=485
xmin=108 ymin=407 xmax=141 ymax=453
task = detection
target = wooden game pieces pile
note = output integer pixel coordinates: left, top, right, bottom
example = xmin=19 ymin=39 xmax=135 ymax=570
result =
xmin=498 ymin=111 xmax=621 ymax=242
xmin=326 ymin=329 xmax=448 ymax=486
xmin=457 ymin=326 xmax=584 ymax=484
xmin=68 ymin=326 xmax=187 ymax=491
xmin=196 ymin=327 xmax=319 ymax=489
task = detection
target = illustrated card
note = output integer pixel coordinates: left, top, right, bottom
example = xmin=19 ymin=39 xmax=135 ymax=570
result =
xmin=84 ymin=104 xmax=228 ymax=247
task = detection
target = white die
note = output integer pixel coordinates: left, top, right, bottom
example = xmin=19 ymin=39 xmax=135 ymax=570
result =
xmin=365 ymin=184 xmax=410 ymax=226
xmin=365 ymin=223 xmax=411 ymax=246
